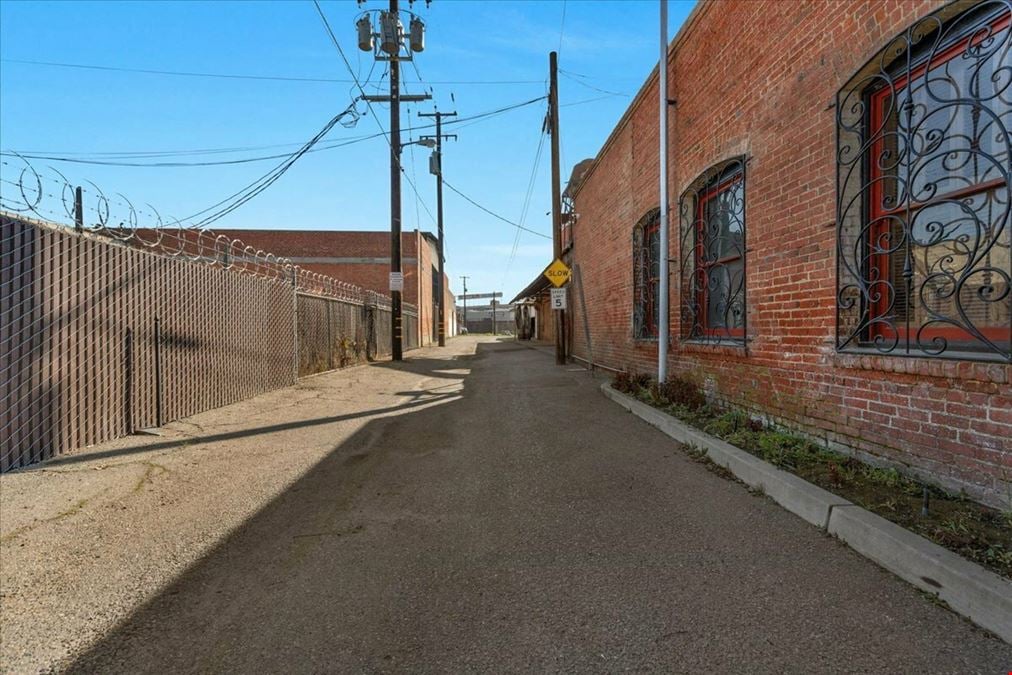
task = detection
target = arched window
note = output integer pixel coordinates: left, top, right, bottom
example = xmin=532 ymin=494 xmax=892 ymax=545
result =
xmin=633 ymin=208 xmax=661 ymax=339
xmin=679 ymin=157 xmax=747 ymax=344
xmin=836 ymin=1 xmax=1011 ymax=361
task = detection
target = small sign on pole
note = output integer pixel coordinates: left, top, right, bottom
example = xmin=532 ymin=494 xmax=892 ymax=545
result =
xmin=389 ymin=271 xmax=404 ymax=292
xmin=550 ymin=287 xmax=567 ymax=310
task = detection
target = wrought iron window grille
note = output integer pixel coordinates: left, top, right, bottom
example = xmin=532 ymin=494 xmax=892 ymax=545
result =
xmin=633 ymin=207 xmax=662 ymax=340
xmin=836 ymin=0 xmax=1011 ymax=362
xmin=679 ymin=156 xmax=748 ymax=346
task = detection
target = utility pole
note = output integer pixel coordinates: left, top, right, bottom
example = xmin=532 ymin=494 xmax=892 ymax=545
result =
xmin=658 ymin=0 xmax=670 ymax=382
xmin=549 ymin=50 xmax=566 ymax=366
xmin=419 ymin=109 xmax=457 ymax=347
xmin=357 ymin=0 xmax=430 ymax=361
xmin=491 ymin=298 xmax=497 ymax=336
xmin=390 ymin=0 xmax=403 ymax=361
xmin=460 ymin=276 xmax=469 ymax=333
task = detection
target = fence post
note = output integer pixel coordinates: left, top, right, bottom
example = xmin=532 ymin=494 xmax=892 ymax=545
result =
xmin=153 ymin=317 xmax=163 ymax=428
xmin=124 ymin=328 xmax=133 ymax=433
xmin=365 ymin=299 xmax=375 ymax=362
xmin=327 ymin=301 xmax=334 ymax=371
xmin=291 ymin=266 xmax=299 ymax=383
xmin=74 ymin=186 xmax=84 ymax=233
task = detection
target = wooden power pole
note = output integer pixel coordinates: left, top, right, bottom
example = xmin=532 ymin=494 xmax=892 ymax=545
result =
xmin=360 ymin=0 xmax=430 ymax=360
xmin=389 ymin=0 xmax=403 ymax=360
xmin=549 ymin=51 xmax=566 ymax=366
xmin=418 ymin=109 xmax=457 ymax=348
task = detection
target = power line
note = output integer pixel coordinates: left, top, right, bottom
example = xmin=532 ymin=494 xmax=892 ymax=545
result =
xmin=560 ymin=69 xmax=629 ymax=97
xmin=406 ymin=104 xmax=422 ymax=231
xmin=504 ymin=124 xmax=548 ymax=282
xmin=443 ymin=180 xmax=551 ymax=240
xmin=312 ymin=0 xmax=437 ymax=225
xmin=561 ymin=94 xmax=626 ymax=107
xmin=181 ymin=109 xmax=351 ymax=227
xmin=505 ymin=97 xmax=551 ymax=279
xmin=558 ymin=0 xmax=568 ymax=54
xmin=1 ymin=133 xmax=381 ymax=167
xmin=0 ymin=58 xmax=545 ymax=85
xmin=1 ymin=96 xmax=548 ymax=167
xmin=4 ymin=136 xmax=375 ymax=159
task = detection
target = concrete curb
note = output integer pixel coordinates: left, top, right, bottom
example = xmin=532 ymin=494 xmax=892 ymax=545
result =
xmin=828 ymin=504 xmax=1012 ymax=644
xmin=600 ymin=383 xmax=853 ymax=529
xmin=600 ymin=382 xmax=1012 ymax=644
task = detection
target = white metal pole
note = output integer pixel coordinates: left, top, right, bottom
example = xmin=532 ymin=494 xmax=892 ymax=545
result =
xmin=658 ymin=0 xmax=670 ymax=382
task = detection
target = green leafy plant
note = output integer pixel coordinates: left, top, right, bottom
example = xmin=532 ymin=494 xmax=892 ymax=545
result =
xmin=984 ymin=544 xmax=1012 ymax=568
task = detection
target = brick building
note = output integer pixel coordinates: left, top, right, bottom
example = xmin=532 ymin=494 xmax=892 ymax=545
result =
xmin=217 ymin=229 xmax=455 ymax=347
xmin=525 ymin=0 xmax=1011 ymax=506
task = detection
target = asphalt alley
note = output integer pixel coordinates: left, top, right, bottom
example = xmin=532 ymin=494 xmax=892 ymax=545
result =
xmin=4 ymin=337 xmax=1009 ymax=672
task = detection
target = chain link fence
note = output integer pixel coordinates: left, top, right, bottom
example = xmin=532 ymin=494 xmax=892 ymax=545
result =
xmin=1 ymin=156 xmax=418 ymax=471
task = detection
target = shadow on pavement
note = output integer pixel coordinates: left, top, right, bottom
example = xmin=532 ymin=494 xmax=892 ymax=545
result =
xmin=372 ymin=353 xmax=478 ymax=379
xmin=34 ymin=346 xmax=487 ymax=470
xmin=61 ymin=344 xmax=502 ymax=673
xmin=49 ymin=340 xmax=1012 ymax=672
xmin=35 ymin=392 xmax=460 ymax=469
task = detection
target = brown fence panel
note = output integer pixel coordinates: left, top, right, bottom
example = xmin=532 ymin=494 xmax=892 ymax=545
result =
xmin=403 ymin=309 xmax=419 ymax=351
xmin=1 ymin=216 xmax=297 ymax=470
xmin=372 ymin=306 xmax=392 ymax=359
xmin=297 ymin=294 xmax=373 ymax=377
xmin=2 ymin=208 xmax=409 ymax=471
xmin=297 ymin=295 xmax=330 ymax=377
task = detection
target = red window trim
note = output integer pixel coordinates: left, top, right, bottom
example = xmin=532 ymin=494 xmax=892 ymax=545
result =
xmin=867 ymin=11 xmax=1011 ymax=345
xmin=695 ymin=172 xmax=745 ymax=338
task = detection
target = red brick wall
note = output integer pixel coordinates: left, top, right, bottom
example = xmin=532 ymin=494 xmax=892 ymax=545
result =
xmin=416 ymin=232 xmax=435 ymax=347
xmin=569 ymin=0 xmax=1011 ymax=506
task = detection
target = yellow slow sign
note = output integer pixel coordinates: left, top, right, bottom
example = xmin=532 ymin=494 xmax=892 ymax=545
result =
xmin=543 ymin=258 xmax=571 ymax=287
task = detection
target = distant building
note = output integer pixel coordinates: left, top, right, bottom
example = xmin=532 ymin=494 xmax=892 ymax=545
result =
xmin=216 ymin=229 xmax=456 ymax=347
xmin=459 ymin=302 xmax=514 ymax=334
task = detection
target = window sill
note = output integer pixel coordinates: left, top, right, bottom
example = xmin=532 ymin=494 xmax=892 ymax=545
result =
xmin=679 ymin=338 xmax=749 ymax=358
xmin=832 ymin=348 xmax=1010 ymax=383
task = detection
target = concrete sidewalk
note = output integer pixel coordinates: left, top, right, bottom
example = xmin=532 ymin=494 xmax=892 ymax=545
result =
xmin=2 ymin=337 xmax=1009 ymax=672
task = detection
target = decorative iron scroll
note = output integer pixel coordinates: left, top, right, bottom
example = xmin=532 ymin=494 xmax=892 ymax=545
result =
xmin=679 ymin=157 xmax=747 ymax=345
xmin=836 ymin=1 xmax=1011 ymax=361
xmin=632 ymin=208 xmax=660 ymax=339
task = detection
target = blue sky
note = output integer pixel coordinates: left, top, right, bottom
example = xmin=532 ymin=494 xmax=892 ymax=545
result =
xmin=1 ymin=0 xmax=695 ymax=300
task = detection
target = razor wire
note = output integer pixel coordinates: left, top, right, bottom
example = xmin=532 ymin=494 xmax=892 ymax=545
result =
xmin=1 ymin=156 xmax=415 ymax=471
xmin=0 ymin=155 xmax=412 ymax=308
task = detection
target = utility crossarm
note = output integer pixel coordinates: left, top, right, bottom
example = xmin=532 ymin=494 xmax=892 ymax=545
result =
xmin=361 ymin=94 xmax=432 ymax=103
